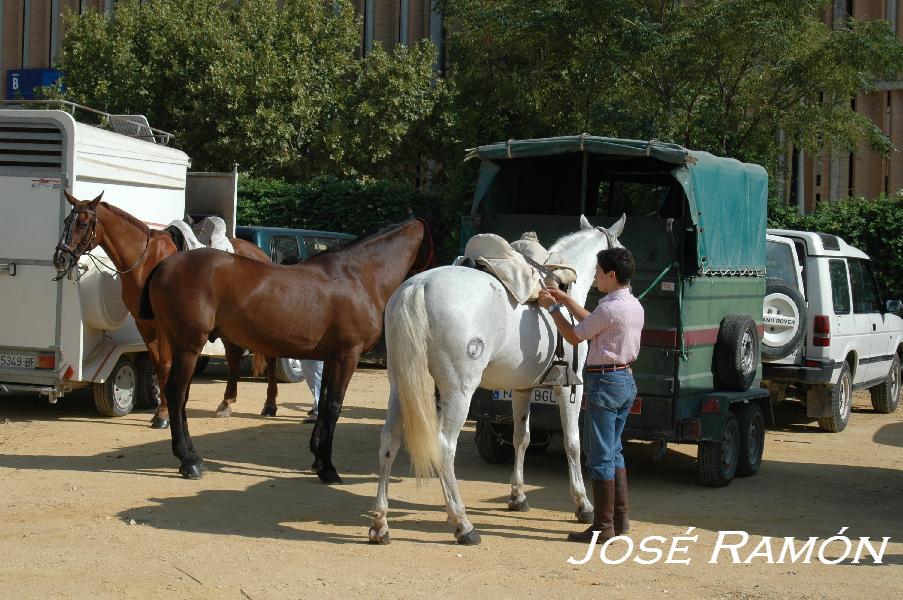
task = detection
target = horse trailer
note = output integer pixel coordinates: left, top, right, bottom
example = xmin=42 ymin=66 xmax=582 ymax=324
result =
xmin=0 ymin=103 xmax=237 ymax=416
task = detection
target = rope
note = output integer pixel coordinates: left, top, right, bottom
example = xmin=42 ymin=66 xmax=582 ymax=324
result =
xmin=636 ymin=262 xmax=676 ymax=300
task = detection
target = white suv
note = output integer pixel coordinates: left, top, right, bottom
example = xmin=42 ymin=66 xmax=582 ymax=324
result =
xmin=762 ymin=229 xmax=903 ymax=432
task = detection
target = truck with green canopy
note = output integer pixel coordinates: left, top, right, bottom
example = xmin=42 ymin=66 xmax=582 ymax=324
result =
xmin=463 ymin=134 xmax=770 ymax=487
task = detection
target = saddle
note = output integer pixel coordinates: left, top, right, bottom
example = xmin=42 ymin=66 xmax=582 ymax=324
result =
xmin=165 ymin=217 xmax=233 ymax=254
xmin=455 ymin=232 xmax=576 ymax=304
xmin=455 ymin=231 xmax=582 ymax=389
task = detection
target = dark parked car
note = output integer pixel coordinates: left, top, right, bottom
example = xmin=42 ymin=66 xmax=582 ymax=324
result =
xmin=234 ymin=225 xmax=356 ymax=382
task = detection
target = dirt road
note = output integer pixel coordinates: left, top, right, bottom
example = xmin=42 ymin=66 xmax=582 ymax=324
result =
xmin=1 ymin=364 xmax=901 ymax=599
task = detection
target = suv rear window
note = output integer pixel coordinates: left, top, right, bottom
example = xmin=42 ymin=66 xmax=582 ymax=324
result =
xmin=304 ymin=235 xmax=348 ymax=257
xmin=273 ymin=235 xmax=302 ymax=265
xmin=828 ymin=259 xmax=851 ymax=315
xmin=766 ymin=240 xmax=799 ymax=292
xmin=848 ymin=259 xmax=882 ymax=314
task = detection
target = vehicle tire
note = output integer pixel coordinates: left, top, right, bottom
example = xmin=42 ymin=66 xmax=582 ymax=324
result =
xmin=475 ymin=420 xmax=514 ymax=464
xmin=870 ymin=354 xmax=901 ymax=414
xmin=134 ymin=353 xmax=160 ymax=410
xmin=526 ymin=427 xmax=552 ymax=455
xmin=698 ymin=412 xmax=740 ymax=487
xmin=736 ymin=403 xmax=765 ymax=477
xmin=193 ymin=356 xmax=210 ymax=376
xmin=93 ymin=356 xmax=138 ymax=417
xmin=818 ymin=362 xmax=852 ymax=432
xmin=714 ymin=315 xmax=759 ymax=391
xmin=274 ymin=358 xmax=305 ymax=384
xmin=761 ymin=278 xmax=807 ymax=360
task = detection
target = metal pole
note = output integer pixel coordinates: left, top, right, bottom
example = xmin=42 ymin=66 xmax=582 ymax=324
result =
xmin=887 ymin=0 xmax=897 ymax=33
xmin=399 ymin=0 xmax=408 ymax=46
xmin=0 ymin=1 xmax=4 ymax=98
xmin=105 ymin=0 xmax=113 ymax=16
xmin=364 ymin=0 xmax=374 ymax=55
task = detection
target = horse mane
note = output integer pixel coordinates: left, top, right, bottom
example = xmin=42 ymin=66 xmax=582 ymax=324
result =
xmin=306 ymin=218 xmax=414 ymax=260
xmin=549 ymin=228 xmax=599 ymax=256
xmin=100 ymin=202 xmax=150 ymax=234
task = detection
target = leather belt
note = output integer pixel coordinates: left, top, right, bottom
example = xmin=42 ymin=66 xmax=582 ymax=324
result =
xmin=586 ymin=364 xmax=630 ymax=373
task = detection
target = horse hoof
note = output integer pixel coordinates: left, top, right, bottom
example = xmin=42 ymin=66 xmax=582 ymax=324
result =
xmin=179 ymin=464 xmax=203 ymax=480
xmin=507 ymin=498 xmax=530 ymax=512
xmin=456 ymin=528 xmax=482 ymax=546
xmin=150 ymin=417 xmax=169 ymax=429
xmin=368 ymin=528 xmax=390 ymax=545
xmin=260 ymin=405 xmax=277 ymax=417
xmin=317 ymin=469 xmax=343 ymax=485
xmin=214 ymin=403 xmax=232 ymax=418
xmin=576 ymin=508 xmax=594 ymax=524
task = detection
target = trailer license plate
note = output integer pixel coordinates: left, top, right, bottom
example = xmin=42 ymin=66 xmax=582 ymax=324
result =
xmin=491 ymin=388 xmax=557 ymax=405
xmin=0 ymin=353 xmax=36 ymax=369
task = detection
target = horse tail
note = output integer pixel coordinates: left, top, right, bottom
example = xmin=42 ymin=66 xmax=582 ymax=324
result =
xmin=386 ymin=281 xmax=440 ymax=480
xmin=251 ymin=353 xmax=267 ymax=378
xmin=138 ymin=263 xmax=163 ymax=320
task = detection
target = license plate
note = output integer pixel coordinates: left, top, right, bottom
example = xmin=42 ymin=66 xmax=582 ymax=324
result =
xmin=0 ymin=353 xmax=36 ymax=369
xmin=491 ymin=388 xmax=557 ymax=405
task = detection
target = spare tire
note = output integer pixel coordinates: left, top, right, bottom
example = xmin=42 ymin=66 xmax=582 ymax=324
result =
xmin=715 ymin=314 xmax=759 ymax=391
xmin=762 ymin=278 xmax=807 ymax=360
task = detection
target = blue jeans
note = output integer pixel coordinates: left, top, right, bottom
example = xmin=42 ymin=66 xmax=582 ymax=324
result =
xmin=301 ymin=360 xmax=323 ymax=409
xmin=584 ymin=369 xmax=637 ymax=481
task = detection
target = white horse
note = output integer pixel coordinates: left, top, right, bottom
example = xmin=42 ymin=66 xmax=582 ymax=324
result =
xmin=369 ymin=214 xmax=626 ymax=545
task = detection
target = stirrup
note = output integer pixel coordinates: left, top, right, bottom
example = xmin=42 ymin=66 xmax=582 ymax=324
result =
xmin=540 ymin=360 xmax=582 ymax=387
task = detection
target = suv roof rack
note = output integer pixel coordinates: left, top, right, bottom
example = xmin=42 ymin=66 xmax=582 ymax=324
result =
xmin=0 ymin=99 xmax=174 ymax=145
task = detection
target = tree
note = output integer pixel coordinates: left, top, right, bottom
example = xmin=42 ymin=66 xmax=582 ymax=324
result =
xmin=439 ymin=0 xmax=903 ymax=186
xmin=52 ymin=0 xmax=440 ymax=179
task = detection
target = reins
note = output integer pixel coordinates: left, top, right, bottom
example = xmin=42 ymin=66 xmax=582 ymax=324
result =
xmin=55 ymin=207 xmax=151 ymax=281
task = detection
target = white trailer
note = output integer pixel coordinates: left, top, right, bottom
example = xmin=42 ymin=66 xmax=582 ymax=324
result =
xmin=0 ymin=104 xmax=236 ymax=415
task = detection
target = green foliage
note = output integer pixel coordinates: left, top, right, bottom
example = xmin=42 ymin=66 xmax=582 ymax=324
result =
xmin=440 ymin=0 xmax=903 ymax=189
xmin=768 ymin=193 xmax=903 ymax=299
xmin=51 ymin=0 xmax=440 ymax=179
xmin=237 ymin=175 xmax=464 ymax=262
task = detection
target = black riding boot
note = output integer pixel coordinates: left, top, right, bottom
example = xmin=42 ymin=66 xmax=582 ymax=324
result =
xmin=614 ymin=467 xmax=629 ymax=535
xmin=567 ymin=479 xmax=615 ymax=542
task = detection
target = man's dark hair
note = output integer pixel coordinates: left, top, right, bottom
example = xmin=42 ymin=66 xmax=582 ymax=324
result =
xmin=597 ymin=247 xmax=635 ymax=284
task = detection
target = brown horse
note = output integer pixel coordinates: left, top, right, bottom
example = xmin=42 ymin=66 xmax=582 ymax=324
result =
xmin=143 ymin=218 xmax=433 ymax=482
xmin=52 ymin=191 xmax=281 ymax=427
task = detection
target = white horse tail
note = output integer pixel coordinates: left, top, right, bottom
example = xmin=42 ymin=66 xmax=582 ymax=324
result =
xmin=386 ymin=281 xmax=440 ymax=480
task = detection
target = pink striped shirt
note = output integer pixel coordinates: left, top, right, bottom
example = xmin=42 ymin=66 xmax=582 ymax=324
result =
xmin=573 ymin=287 xmax=644 ymax=365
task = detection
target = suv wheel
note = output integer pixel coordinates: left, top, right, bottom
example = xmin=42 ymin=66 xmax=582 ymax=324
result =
xmin=870 ymin=354 xmax=901 ymax=414
xmin=819 ymin=362 xmax=852 ymax=432
xmin=762 ymin=278 xmax=807 ymax=360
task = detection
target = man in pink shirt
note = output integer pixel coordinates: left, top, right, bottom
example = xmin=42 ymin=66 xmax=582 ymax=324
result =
xmin=538 ymin=247 xmax=644 ymax=543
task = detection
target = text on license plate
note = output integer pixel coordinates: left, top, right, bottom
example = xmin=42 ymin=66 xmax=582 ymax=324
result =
xmin=492 ymin=388 xmax=556 ymax=405
xmin=0 ymin=353 xmax=36 ymax=369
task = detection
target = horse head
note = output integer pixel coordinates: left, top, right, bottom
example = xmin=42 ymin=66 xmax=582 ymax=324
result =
xmin=556 ymin=213 xmax=628 ymax=302
xmin=53 ymin=190 xmax=104 ymax=280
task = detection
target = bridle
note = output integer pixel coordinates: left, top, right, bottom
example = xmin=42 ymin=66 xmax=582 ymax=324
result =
xmin=409 ymin=217 xmax=435 ymax=275
xmin=54 ymin=206 xmax=150 ymax=281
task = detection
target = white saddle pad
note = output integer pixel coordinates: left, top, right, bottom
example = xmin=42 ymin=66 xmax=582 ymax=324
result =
xmin=167 ymin=218 xmax=233 ymax=253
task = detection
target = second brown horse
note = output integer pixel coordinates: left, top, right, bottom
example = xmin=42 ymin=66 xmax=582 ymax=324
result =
xmin=144 ymin=218 xmax=433 ymax=482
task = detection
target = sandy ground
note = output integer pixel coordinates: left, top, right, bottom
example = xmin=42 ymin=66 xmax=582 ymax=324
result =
xmin=1 ymin=362 xmax=901 ymax=599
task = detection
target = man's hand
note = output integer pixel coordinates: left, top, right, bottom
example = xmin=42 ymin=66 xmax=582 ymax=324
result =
xmin=537 ymin=289 xmax=556 ymax=309
xmin=546 ymin=288 xmax=570 ymax=303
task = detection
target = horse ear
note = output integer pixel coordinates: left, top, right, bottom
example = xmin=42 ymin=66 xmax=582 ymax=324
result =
xmin=64 ymin=190 xmax=79 ymax=207
xmin=89 ymin=191 xmax=104 ymax=208
xmin=607 ymin=213 xmax=627 ymax=239
xmin=579 ymin=214 xmax=593 ymax=230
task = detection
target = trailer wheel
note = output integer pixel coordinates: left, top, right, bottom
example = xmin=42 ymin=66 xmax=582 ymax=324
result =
xmin=274 ymin=358 xmax=305 ymax=384
xmin=736 ymin=403 xmax=765 ymax=476
xmin=475 ymin=420 xmax=514 ymax=464
xmin=818 ymin=362 xmax=852 ymax=432
xmin=714 ymin=315 xmax=759 ymax=391
xmin=870 ymin=354 xmax=901 ymax=414
xmin=134 ymin=353 xmax=160 ymax=410
xmin=698 ymin=412 xmax=739 ymax=487
xmin=94 ymin=356 xmax=138 ymax=417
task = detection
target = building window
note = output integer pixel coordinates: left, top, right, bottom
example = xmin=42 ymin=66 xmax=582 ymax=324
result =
xmin=848 ymin=152 xmax=855 ymax=197
xmin=816 ymin=174 xmax=821 ymax=187
xmin=816 ymin=193 xmax=822 ymax=205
